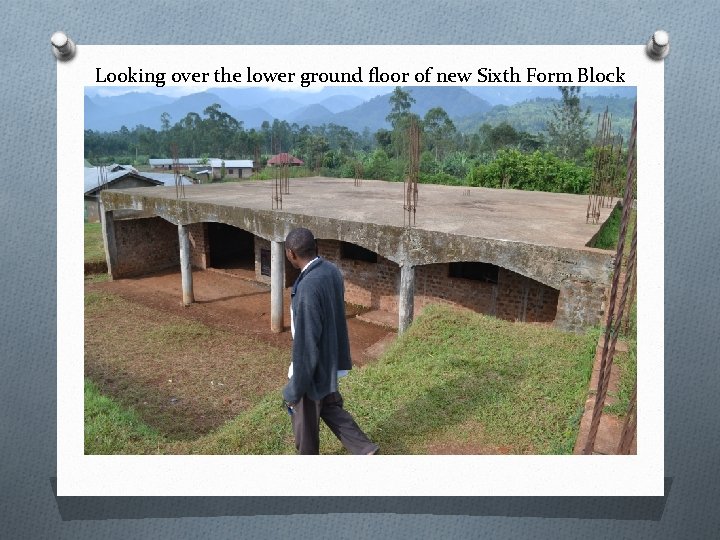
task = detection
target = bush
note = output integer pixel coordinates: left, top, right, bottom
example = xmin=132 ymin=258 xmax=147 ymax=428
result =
xmin=467 ymin=149 xmax=591 ymax=194
xmin=441 ymin=151 xmax=473 ymax=179
xmin=419 ymin=172 xmax=463 ymax=186
xmin=338 ymin=160 xmax=356 ymax=178
xmin=365 ymin=149 xmax=393 ymax=180
xmin=420 ymin=151 xmax=439 ymax=175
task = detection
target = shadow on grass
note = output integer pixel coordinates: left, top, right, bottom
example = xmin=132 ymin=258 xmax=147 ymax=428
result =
xmin=84 ymin=368 xmax=218 ymax=442
xmin=363 ymin=371 xmax=517 ymax=455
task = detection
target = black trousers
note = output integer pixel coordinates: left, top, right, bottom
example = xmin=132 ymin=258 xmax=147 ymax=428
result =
xmin=291 ymin=391 xmax=379 ymax=455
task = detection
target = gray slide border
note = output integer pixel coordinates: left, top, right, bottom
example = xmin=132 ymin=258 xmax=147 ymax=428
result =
xmin=1 ymin=1 xmax=718 ymax=538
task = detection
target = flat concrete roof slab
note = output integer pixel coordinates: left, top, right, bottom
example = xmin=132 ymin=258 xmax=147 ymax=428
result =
xmin=108 ymin=176 xmax=613 ymax=251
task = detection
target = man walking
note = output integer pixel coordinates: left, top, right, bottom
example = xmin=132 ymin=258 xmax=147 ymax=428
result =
xmin=282 ymin=227 xmax=379 ymax=455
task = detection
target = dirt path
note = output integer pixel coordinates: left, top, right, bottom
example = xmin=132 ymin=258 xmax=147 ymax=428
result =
xmin=85 ymin=269 xmax=396 ymax=440
xmin=87 ymin=268 xmax=395 ymax=367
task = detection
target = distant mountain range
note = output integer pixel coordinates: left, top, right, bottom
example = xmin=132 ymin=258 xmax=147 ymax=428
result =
xmin=85 ymin=86 xmax=637 ymax=135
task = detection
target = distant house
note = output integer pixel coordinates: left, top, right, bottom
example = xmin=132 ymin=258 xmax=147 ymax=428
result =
xmin=208 ymin=159 xmax=254 ymax=179
xmin=84 ymin=164 xmax=191 ymax=223
xmin=148 ymin=157 xmax=254 ymax=180
xmin=194 ymin=169 xmax=212 ymax=182
xmin=148 ymin=158 xmax=205 ymax=171
xmin=267 ymin=153 xmax=304 ymax=167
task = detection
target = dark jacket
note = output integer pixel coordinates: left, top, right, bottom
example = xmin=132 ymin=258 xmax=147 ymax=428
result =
xmin=282 ymin=258 xmax=352 ymax=403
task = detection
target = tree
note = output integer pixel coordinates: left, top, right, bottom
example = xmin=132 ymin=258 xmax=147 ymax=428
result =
xmin=374 ymin=128 xmax=392 ymax=152
xmin=547 ymin=86 xmax=590 ymax=163
xmin=485 ymin=122 xmax=519 ymax=150
xmin=160 ymin=112 xmax=171 ymax=131
xmin=177 ymin=112 xmax=202 ymax=156
xmin=202 ymin=103 xmax=242 ymax=158
xmin=386 ymin=87 xmax=415 ymax=129
xmin=308 ymin=134 xmax=329 ymax=171
xmin=385 ymin=87 xmax=417 ymax=159
xmin=423 ymin=107 xmax=456 ymax=160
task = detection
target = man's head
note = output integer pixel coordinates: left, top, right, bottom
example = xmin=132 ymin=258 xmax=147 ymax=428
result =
xmin=285 ymin=227 xmax=317 ymax=269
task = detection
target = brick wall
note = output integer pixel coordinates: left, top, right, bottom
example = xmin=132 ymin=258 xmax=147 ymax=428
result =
xmin=187 ymin=222 xmax=209 ymax=269
xmin=316 ymin=240 xmax=559 ymax=323
xmin=495 ymin=268 xmax=559 ymax=322
xmin=317 ymin=240 xmax=400 ymax=312
xmin=415 ymin=263 xmax=496 ymax=315
xmin=113 ymin=217 xmax=179 ymax=277
xmin=415 ymin=265 xmax=558 ymax=323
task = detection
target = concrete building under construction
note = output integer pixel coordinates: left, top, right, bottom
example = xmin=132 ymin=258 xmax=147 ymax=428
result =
xmin=98 ymin=177 xmax=615 ymax=333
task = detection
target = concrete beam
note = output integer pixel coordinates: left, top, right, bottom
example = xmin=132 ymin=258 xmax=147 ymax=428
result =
xmin=99 ymin=202 xmax=118 ymax=279
xmin=178 ymin=224 xmax=194 ymax=306
xmin=398 ymin=264 xmax=415 ymax=333
xmin=100 ymin=187 xmax=614 ymax=290
xmin=270 ymin=240 xmax=285 ymax=333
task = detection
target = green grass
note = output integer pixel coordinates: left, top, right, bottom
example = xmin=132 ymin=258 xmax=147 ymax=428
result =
xmin=592 ymin=204 xmax=636 ymax=252
xmin=84 ymin=273 xmax=110 ymax=284
xmin=335 ymin=305 xmax=597 ymax=455
xmin=605 ymin=302 xmax=637 ymax=416
xmin=84 ymin=222 xmax=105 ymax=264
xmin=249 ymin=166 xmax=315 ymax=181
xmin=592 ymin=204 xmax=622 ymax=249
xmin=85 ymin=290 xmax=116 ymax=309
xmin=604 ymin=343 xmax=637 ymax=417
xmin=86 ymin=304 xmax=599 ymax=455
xmin=84 ymin=378 xmax=167 ymax=454
xmin=187 ymin=305 xmax=596 ymax=455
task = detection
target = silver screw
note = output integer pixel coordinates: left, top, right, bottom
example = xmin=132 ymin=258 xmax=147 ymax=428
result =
xmin=51 ymin=31 xmax=76 ymax=61
xmin=646 ymin=30 xmax=669 ymax=60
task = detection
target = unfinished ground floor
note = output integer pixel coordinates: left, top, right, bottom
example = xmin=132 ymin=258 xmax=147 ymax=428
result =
xmin=98 ymin=178 xmax=615 ymax=333
xmin=106 ymin=216 xmax=565 ymax=326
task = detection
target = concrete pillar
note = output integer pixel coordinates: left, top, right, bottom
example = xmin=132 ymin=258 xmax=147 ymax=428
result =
xmin=270 ymin=240 xmax=285 ymax=333
xmin=99 ymin=201 xmax=118 ymax=279
xmin=398 ymin=264 xmax=415 ymax=333
xmin=178 ymin=224 xmax=194 ymax=306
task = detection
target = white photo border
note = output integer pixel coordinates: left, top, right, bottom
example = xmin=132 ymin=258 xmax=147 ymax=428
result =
xmin=59 ymin=45 xmax=663 ymax=496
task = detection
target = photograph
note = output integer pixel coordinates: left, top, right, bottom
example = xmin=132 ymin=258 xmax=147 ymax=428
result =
xmin=82 ymin=82 xmax=638 ymax=457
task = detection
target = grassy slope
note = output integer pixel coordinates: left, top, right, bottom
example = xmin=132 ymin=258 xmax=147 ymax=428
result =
xmin=86 ymin=299 xmax=598 ymax=455
xmin=327 ymin=305 xmax=598 ymax=455
xmin=592 ymin=204 xmax=636 ymax=253
xmin=85 ymin=378 xmax=167 ymax=454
